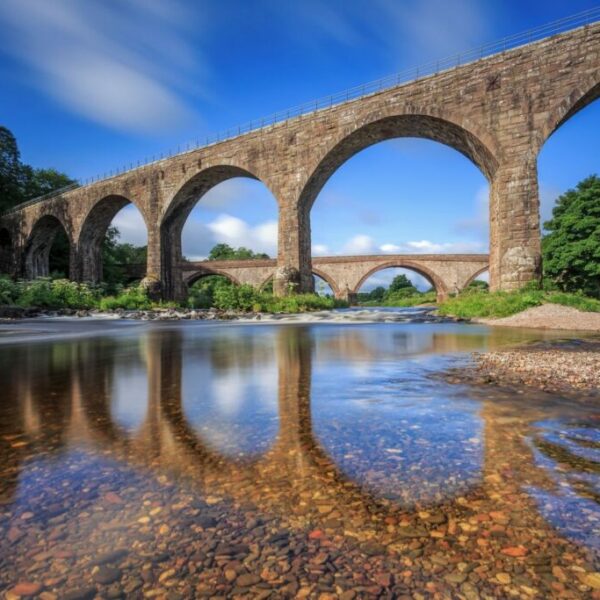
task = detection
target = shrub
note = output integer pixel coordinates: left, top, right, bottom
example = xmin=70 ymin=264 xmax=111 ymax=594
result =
xmin=0 ymin=276 xmax=18 ymax=305
xmin=15 ymin=278 xmax=99 ymax=309
xmin=98 ymin=286 xmax=152 ymax=310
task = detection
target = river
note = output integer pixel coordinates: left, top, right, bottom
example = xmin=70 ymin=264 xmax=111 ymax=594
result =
xmin=0 ymin=309 xmax=598 ymax=598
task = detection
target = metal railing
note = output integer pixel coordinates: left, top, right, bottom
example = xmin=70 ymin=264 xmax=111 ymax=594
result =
xmin=4 ymin=5 xmax=600 ymax=215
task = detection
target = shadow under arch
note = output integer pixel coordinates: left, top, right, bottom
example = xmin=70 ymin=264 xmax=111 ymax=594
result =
xmin=312 ymin=267 xmax=340 ymax=297
xmin=537 ymin=74 xmax=600 ymax=154
xmin=260 ymin=269 xmax=339 ymax=296
xmin=462 ymin=266 xmax=490 ymax=290
xmin=185 ymin=269 xmax=241 ymax=288
xmin=298 ymin=113 xmax=499 ymax=213
xmin=24 ymin=214 xmax=72 ymax=279
xmin=0 ymin=227 xmax=13 ymax=275
xmin=159 ymin=165 xmax=277 ymax=299
xmin=77 ymin=194 xmax=148 ymax=283
xmin=353 ymin=260 xmax=447 ymax=300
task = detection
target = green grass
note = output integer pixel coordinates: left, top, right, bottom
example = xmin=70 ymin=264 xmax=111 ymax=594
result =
xmin=438 ymin=288 xmax=600 ymax=319
xmin=359 ymin=290 xmax=437 ymax=308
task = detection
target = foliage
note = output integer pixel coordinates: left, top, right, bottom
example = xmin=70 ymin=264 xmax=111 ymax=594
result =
xmin=102 ymin=226 xmax=147 ymax=289
xmin=388 ymin=274 xmax=417 ymax=294
xmin=467 ymin=279 xmax=489 ymax=290
xmin=188 ymin=275 xmax=232 ymax=309
xmin=542 ymin=175 xmax=600 ymax=298
xmin=98 ymin=286 xmax=153 ymax=311
xmin=208 ymin=282 xmax=345 ymax=312
xmin=12 ymin=278 xmax=100 ymax=309
xmin=208 ymin=243 xmax=269 ymax=261
xmin=381 ymin=290 xmax=437 ymax=307
xmin=438 ymin=288 xmax=600 ymax=319
xmin=0 ymin=126 xmax=76 ymax=213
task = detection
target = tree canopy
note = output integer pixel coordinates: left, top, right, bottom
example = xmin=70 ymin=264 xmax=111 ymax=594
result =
xmin=0 ymin=126 xmax=76 ymax=213
xmin=542 ymin=175 xmax=600 ymax=298
xmin=208 ymin=243 xmax=270 ymax=261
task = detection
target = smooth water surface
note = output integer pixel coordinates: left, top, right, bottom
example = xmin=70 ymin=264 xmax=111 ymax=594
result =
xmin=0 ymin=312 xmax=598 ymax=598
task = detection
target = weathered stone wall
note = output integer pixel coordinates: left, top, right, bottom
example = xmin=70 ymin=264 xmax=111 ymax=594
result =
xmin=1 ymin=22 xmax=598 ymax=297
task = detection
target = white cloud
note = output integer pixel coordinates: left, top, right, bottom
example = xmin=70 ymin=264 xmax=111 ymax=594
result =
xmin=112 ymin=205 xmax=148 ymax=246
xmin=341 ymin=234 xmax=378 ymax=255
xmin=0 ymin=0 xmax=203 ymax=133
xmin=338 ymin=234 xmax=486 ymax=256
xmin=181 ymin=213 xmax=278 ymax=260
xmin=312 ymin=244 xmax=330 ymax=256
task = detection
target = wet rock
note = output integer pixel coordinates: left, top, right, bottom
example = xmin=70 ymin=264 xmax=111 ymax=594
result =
xmin=62 ymin=587 xmax=97 ymax=600
xmin=93 ymin=566 xmax=122 ymax=585
xmin=9 ymin=582 xmax=43 ymax=596
xmin=236 ymin=573 xmax=261 ymax=587
xmin=92 ymin=549 xmax=128 ymax=565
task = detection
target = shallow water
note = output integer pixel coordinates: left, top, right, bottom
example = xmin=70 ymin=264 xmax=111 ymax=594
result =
xmin=0 ymin=310 xmax=599 ymax=598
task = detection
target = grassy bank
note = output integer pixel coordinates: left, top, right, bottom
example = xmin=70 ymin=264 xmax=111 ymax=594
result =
xmin=437 ymin=289 xmax=600 ymax=319
xmin=0 ymin=277 xmax=346 ymax=314
xmin=359 ymin=290 xmax=437 ymax=308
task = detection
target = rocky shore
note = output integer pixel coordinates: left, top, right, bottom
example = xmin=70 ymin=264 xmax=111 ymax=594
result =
xmin=446 ymin=339 xmax=600 ymax=393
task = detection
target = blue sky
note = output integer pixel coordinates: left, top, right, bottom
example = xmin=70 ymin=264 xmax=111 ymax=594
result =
xmin=0 ymin=0 xmax=598 ymax=290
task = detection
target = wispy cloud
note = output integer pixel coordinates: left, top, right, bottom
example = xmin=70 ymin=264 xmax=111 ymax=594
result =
xmin=339 ymin=234 xmax=486 ymax=256
xmin=0 ymin=0 xmax=204 ymax=133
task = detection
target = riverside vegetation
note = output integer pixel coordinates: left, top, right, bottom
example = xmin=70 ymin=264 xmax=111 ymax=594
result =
xmin=0 ymin=276 xmax=345 ymax=314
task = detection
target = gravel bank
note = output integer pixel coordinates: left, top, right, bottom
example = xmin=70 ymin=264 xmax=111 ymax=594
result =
xmin=474 ymin=303 xmax=600 ymax=331
xmin=474 ymin=348 xmax=600 ymax=392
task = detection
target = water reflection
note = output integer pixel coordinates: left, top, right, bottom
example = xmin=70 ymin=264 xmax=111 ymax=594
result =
xmin=0 ymin=322 xmax=599 ymax=595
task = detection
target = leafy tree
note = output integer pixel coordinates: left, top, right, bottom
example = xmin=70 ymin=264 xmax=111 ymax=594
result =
xmin=0 ymin=127 xmax=25 ymax=213
xmin=22 ymin=167 xmax=75 ymax=200
xmin=368 ymin=286 xmax=386 ymax=301
xmin=102 ymin=226 xmax=147 ymax=288
xmin=208 ymin=242 xmax=269 ymax=261
xmin=542 ymin=175 xmax=600 ymax=298
xmin=467 ymin=279 xmax=489 ymax=290
xmin=388 ymin=274 xmax=417 ymax=294
xmin=0 ymin=126 xmax=76 ymax=214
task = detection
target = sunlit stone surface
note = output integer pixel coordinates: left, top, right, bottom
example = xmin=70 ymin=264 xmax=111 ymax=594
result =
xmin=0 ymin=312 xmax=598 ymax=597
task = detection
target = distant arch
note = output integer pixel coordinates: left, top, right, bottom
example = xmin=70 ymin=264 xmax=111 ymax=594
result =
xmin=353 ymin=261 xmax=447 ymax=299
xmin=77 ymin=195 xmax=148 ymax=283
xmin=24 ymin=215 xmax=72 ymax=279
xmin=185 ymin=269 xmax=241 ymax=288
xmin=312 ymin=268 xmax=340 ymax=297
xmin=462 ymin=266 xmax=490 ymax=290
xmin=0 ymin=228 xmax=13 ymax=275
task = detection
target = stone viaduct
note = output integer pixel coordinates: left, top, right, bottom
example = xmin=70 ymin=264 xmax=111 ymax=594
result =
xmin=0 ymin=20 xmax=599 ymax=301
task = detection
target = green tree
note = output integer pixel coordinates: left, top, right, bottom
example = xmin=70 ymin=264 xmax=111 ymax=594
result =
xmin=208 ymin=243 xmax=269 ymax=261
xmin=22 ymin=167 xmax=75 ymax=200
xmin=542 ymin=175 xmax=600 ymax=298
xmin=102 ymin=226 xmax=147 ymax=288
xmin=388 ymin=274 xmax=417 ymax=294
xmin=368 ymin=286 xmax=386 ymax=301
xmin=0 ymin=126 xmax=25 ymax=213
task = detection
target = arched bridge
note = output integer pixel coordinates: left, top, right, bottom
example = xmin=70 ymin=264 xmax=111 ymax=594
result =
xmin=177 ymin=254 xmax=489 ymax=301
xmin=1 ymin=17 xmax=599 ymax=300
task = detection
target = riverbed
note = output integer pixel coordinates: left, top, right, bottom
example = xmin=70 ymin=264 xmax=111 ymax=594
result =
xmin=0 ymin=309 xmax=599 ymax=598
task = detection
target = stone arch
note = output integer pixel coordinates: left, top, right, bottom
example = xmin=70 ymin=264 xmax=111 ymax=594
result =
xmin=160 ymin=165 xmax=276 ymax=300
xmin=312 ymin=268 xmax=340 ymax=297
xmin=299 ymin=112 xmax=499 ymax=213
xmin=77 ymin=194 xmax=148 ymax=283
xmin=461 ymin=266 xmax=490 ymax=291
xmin=0 ymin=227 xmax=13 ymax=275
xmin=537 ymin=74 xmax=600 ymax=153
xmin=352 ymin=261 xmax=448 ymax=301
xmin=24 ymin=214 xmax=73 ymax=279
xmin=185 ymin=269 xmax=241 ymax=288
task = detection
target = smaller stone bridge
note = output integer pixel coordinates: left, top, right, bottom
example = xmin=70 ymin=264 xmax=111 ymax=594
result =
xmin=175 ymin=253 xmax=489 ymax=302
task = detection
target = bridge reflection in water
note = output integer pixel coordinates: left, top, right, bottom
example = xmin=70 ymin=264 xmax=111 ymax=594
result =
xmin=0 ymin=324 xmax=599 ymax=595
